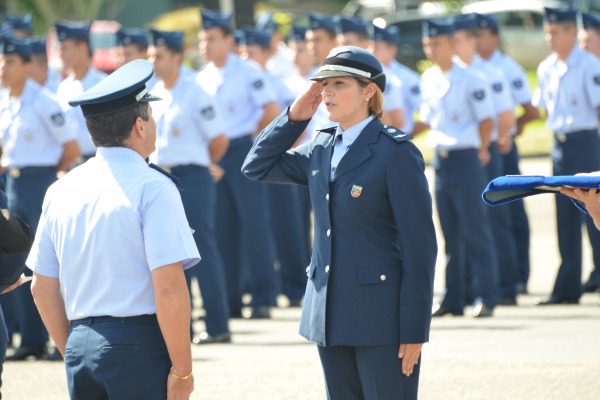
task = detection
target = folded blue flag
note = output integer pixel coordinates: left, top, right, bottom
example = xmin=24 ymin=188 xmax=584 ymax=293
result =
xmin=482 ymin=175 xmax=600 ymax=212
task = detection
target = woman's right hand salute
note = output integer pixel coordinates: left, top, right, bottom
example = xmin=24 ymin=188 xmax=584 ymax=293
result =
xmin=288 ymin=81 xmax=324 ymax=122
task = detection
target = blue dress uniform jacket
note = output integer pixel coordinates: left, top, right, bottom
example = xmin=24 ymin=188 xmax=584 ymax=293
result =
xmin=243 ymin=111 xmax=437 ymax=347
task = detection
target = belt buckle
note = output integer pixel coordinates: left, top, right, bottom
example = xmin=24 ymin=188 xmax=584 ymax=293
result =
xmin=557 ymin=134 xmax=567 ymax=143
xmin=9 ymin=168 xmax=21 ymax=178
xmin=438 ymin=150 xmax=449 ymax=159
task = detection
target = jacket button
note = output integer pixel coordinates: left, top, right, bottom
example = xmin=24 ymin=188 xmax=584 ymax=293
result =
xmin=326 ymin=229 xmax=331 ymax=237
xmin=325 ymin=265 xmax=330 ymax=273
xmin=326 ymin=193 xmax=330 ymax=201
xmin=380 ymin=274 xmax=387 ymax=281
xmin=306 ymin=266 xmax=310 ymax=273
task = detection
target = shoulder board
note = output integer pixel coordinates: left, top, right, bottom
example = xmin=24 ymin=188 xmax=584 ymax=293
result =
xmin=148 ymin=163 xmax=183 ymax=191
xmin=316 ymin=126 xmax=337 ymax=135
xmin=381 ymin=126 xmax=412 ymax=142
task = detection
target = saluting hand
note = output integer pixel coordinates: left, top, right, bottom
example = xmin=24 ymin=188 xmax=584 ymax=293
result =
xmin=399 ymin=343 xmax=423 ymax=377
xmin=288 ymin=81 xmax=324 ymax=123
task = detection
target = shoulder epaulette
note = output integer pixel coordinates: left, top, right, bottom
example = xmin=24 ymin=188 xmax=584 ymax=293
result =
xmin=382 ymin=126 xmax=412 ymax=142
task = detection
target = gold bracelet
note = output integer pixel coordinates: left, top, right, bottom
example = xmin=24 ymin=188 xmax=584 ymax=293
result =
xmin=169 ymin=367 xmax=193 ymax=380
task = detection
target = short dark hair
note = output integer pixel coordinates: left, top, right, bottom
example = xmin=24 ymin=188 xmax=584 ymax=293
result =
xmin=128 ymin=43 xmax=148 ymax=53
xmin=157 ymin=43 xmax=183 ymax=55
xmin=72 ymin=37 xmax=93 ymax=58
xmin=86 ymin=102 xmax=149 ymax=147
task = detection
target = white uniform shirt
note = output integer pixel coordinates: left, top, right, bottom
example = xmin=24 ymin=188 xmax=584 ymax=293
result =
xmin=266 ymin=42 xmax=298 ymax=81
xmin=149 ymin=74 xmax=224 ymax=168
xmin=44 ymin=68 xmax=62 ymax=93
xmin=266 ymin=70 xmax=295 ymax=111
xmin=420 ymin=62 xmax=494 ymax=151
xmin=462 ymin=55 xmax=514 ymax=142
xmin=389 ymin=59 xmax=422 ymax=133
xmin=26 ymin=147 xmax=200 ymax=320
xmin=533 ymin=46 xmax=600 ymax=133
xmin=196 ymin=53 xmax=277 ymax=139
xmin=382 ymin=65 xmax=406 ymax=114
xmin=56 ymin=67 xmax=106 ymax=156
xmin=487 ymin=50 xmax=532 ymax=106
xmin=0 ymin=79 xmax=75 ymax=169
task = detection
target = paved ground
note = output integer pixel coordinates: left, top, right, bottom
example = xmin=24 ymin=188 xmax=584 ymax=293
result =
xmin=3 ymin=157 xmax=600 ymax=399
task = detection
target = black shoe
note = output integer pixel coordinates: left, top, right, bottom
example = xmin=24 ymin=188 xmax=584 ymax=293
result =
xmin=498 ymin=297 xmax=517 ymax=306
xmin=229 ymin=309 xmax=243 ymax=319
xmin=516 ymin=283 xmax=528 ymax=295
xmin=472 ymin=303 xmax=494 ymax=318
xmin=432 ymin=304 xmax=463 ymax=317
xmin=536 ymin=297 xmax=579 ymax=306
xmin=42 ymin=348 xmax=63 ymax=361
xmin=246 ymin=306 xmax=271 ymax=319
xmin=583 ymin=280 xmax=598 ymax=293
xmin=6 ymin=346 xmax=46 ymax=361
xmin=192 ymin=332 xmax=232 ymax=345
xmin=288 ymin=299 xmax=302 ymax=308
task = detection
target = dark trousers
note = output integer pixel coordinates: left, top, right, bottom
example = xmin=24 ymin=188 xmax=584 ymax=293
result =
xmin=317 ymin=344 xmax=419 ymax=400
xmin=502 ymin=141 xmax=531 ymax=287
xmin=266 ymin=183 xmax=309 ymax=302
xmin=0 ymin=167 xmax=55 ymax=348
xmin=215 ymin=136 xmax=276 ymax=310
xmin=172 ymin=165 xmax=230 ymax=336
xmin=482 ymin=145 xmax=520 ymax=299
xmin=65 ymin=315 xmax=170 ymax=400
xmin=551 ymin=129 xmax=600 ymax=300
xmin=435 ymin=149 xmax=499 ymax=310
xmin=0 ymin=306 xmax=6 ymax=400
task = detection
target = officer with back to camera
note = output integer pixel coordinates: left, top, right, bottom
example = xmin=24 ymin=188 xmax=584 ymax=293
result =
xmin=27 ymin=59 xmax=199 ymax=399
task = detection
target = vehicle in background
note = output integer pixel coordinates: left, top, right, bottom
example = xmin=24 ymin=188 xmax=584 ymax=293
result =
xmin=47 ymin=20 xmax=121 ymax=76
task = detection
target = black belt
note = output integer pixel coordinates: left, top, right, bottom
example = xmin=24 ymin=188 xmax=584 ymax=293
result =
xmin=158 ymin=164 xmax=208 ymax=174
xmin=436 ymin=148 xmax=478 ymax=159
xmin=229 ymin=134 xmax=253 ymax=146
xmin=6 ymin=166 xmax=55 ymax=179
xmin=554 ymin=128 xmax=599 ymax=143
xmin=72 ymin=314 xmax=158 ymax=326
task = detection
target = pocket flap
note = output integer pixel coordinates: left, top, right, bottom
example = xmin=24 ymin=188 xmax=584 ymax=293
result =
xmin=357 ymin=267 xmax=402 ymax=285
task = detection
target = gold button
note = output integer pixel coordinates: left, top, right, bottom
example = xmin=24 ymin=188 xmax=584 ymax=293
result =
xmin=380 ymin=275 xmax=387 ymax=281
xmin=325 ymin=265 xmax=330 ymax=273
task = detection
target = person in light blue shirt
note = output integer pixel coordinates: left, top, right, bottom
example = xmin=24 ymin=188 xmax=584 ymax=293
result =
xmin=0 ymin=35 xmax=80 ymax=362
xmin=476 ymin=12 xmax=540 ymax=296
xmin=533 ymin=7 xmax=600 ymax=305
xmin=197 ymin=10 xmax=279 ymax=319
xmin=453 ymin=14 xmax=519 ymax=306
xmin=420 ymin=19 xmax=499 ymax=318
xmin=55 ymin=21 xmax=106 ymax=159
xmin=29 ymin=37 xmax=61 ymax=93
xmin=27 ymin=60 xmax=198 ymax=400
xmin=148 ymin=28 xmax=231 ymax=344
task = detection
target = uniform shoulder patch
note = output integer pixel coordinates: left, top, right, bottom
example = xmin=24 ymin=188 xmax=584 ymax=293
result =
xmin=410 ymin=85 xmax=420 ymax=95
xmin=512 ymin=79 xmax=523 ymax=89
xmin=253 ymin=79 xmax=264 ymax=89
xmin=472 ymin=89 xmax=485 ymax=101
xmin=50 ymin=112 xmax=66 ymax=127
xmin=492 ymin=82 xmax=503 ymax=92
xmin=201 ymin=106 xmax=215 ymax=120
xmin=594 ymin=76 xmax=600 ymax=85
xmin=382 ymin=126 xmax=412 ymax=142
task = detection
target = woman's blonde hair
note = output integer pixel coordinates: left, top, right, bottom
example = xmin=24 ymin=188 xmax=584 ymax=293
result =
xmin=356 ymin=78 xmax=384 ymax=119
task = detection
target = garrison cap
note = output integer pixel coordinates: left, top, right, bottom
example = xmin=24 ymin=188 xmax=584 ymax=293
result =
xmin=241 ymin=27 xmax=270 ymax=47
xmin=544 ymin=7 xmax=577 ymax=23
xmin=582 ymin=12 xmax=600 ymax=29
xmin=289 ymin=25 xmax=307 ymax=42
xmin=310 ymin=45 xmax=386 ymax=92
xmin=68 ymin=59 xmax=161 ymax=118
xmin=474 ymin=13 xmax=498 ymax=30
xmin=422 ymin=18 xmax=455 ymax=37
xmin=4 ymin=14 xmax=32 ymax=33
xmin=55 ymin=21 xmax=90 ymax=42
xmin=453 ymin=14 xmax=479 ymax=31
xmin=0 ymin=35 xmax=32 ymax=59
xmin=116 ymin=28 xmax=149 ymax=47
xmin=30 ymin=36 xmax=47 ymax=55
xmin=373 ymin=25 xmax=399 ymax=44
xmin=309 ymin=13 xmax=336 ymax=34
xmin=233 ymin=29 xmax=244 ymax=45
xmin=336 ymin=16 xmax=373 ymax=38
xmin=150 ymin=29 xmax=183 ymax=51
xmin=201 ymin=9 xmax=234 ymax=31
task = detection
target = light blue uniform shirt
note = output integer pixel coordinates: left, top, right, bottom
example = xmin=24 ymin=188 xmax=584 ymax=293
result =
xmin=389 ymin=59 xmax=422 ymax=133
xmin=330 ymin=115 xmax=375 ymax=180
xmin=56 ymin=67 xmax=106 ymax=156
xmin=149 ymin=74 xmax=224 ymax=168
xmin=382 ymin=65 xmax=406 ymax=114
xmin=266 ymin=70 xmax=295 ymax=111
xmin=421 ymin=62 xmax=494 ymax=151
xmin=487 ymin=50 xmax=532 ymax=106
xmin=26 ymin=147 xmax=200 ymax=320
xmin=0 ymin=79 xmax=75 ymax=169
xmin=533 ymin=46 xmax=600 ymax=133
xmin=44 ymin=68 xmax=62 ymax=93
xmin=461 ymin=55 xmax=514 ymax=141
xmin=196 ymin=53 xmax=277 ymax=139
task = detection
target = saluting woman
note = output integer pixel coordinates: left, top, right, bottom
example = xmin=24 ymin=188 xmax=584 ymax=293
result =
xmin=242 ymin=46 xmax=437 ymax=400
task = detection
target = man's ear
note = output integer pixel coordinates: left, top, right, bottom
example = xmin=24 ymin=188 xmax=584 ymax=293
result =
xmin=131 ymin=116 xmax=144 ymax=140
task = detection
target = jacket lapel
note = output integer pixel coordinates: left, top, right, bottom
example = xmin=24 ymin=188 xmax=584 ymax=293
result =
xmin=331 ymin=118 xmax=382 ymax=182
